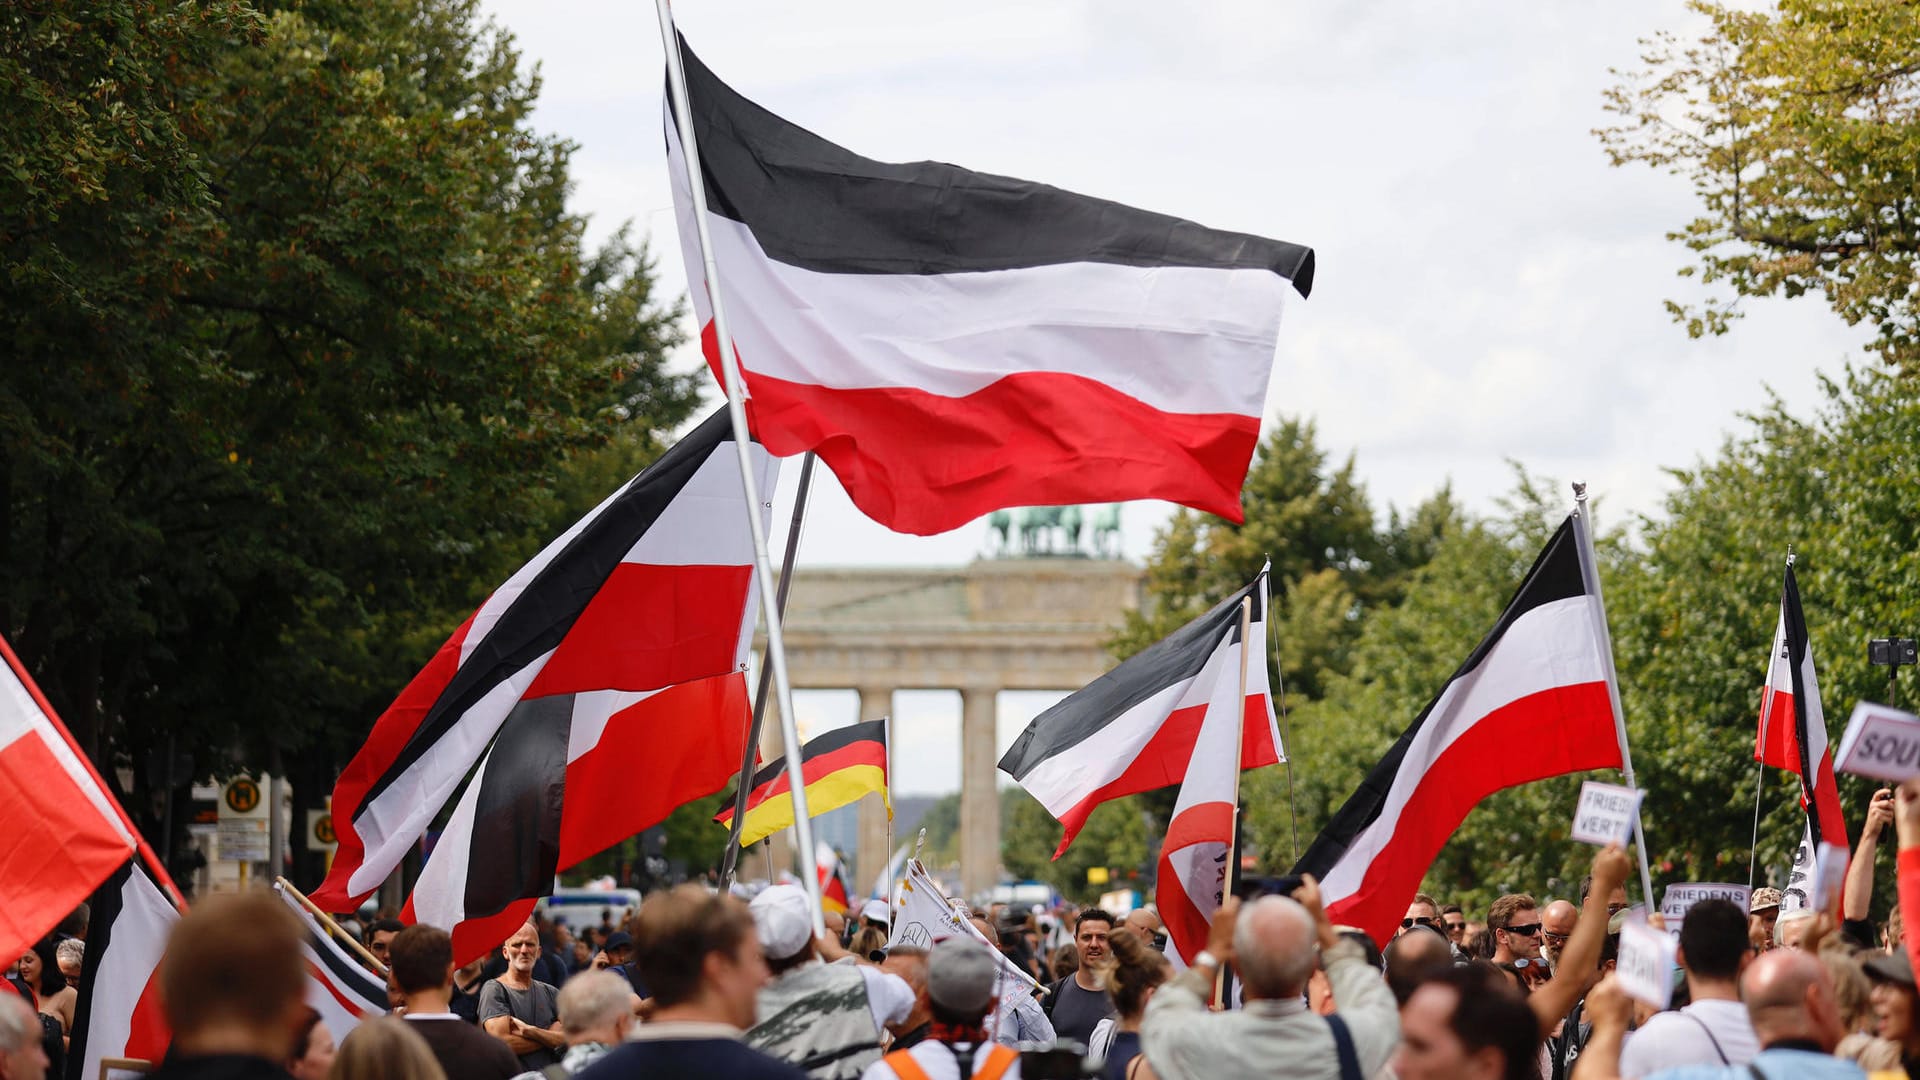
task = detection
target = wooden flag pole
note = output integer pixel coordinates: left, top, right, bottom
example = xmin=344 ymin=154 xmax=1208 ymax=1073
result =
xmin=275 ymin=876 xmax=389 ymax=978
xmin=1571 ymin=484 xmax=1657 ymax=907
xmin=655 ymin=0 xmax=826 ymax=935
xmin=718 ymin=450 xmax=817 ymax=890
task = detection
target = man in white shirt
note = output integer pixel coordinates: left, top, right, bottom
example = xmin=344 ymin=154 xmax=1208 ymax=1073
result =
xmin=1618 ymin=899 xmax=1759 ymax=1077
xmin=746 ymin=885 xmax=916 ymax=1079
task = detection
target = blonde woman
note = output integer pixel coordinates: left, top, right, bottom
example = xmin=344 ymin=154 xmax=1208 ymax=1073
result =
xmin=328 ymin=1016 xmax=447 ymax=1080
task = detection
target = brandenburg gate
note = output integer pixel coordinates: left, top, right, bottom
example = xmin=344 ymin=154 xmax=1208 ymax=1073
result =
xmin=757 ymin=514 xmax=1143 ymax=899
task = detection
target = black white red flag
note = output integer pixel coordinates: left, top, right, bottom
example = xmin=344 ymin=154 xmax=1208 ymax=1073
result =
xmin=1154 ymin=598 xmax=1263 ymax=970
xmin=274 ymin=886 xmax=388 ymax=1039
xmin=665 ymin=39 xmax=1314 ymax=536
xmin=1754 ymin=562 xmax=1848 ymax=854
xmin=66 ymin=862 xmax=177 ymax=1080
xmin=1291 ymin=519 xmax=1624 ymax=948
xmin=312 ymin=409 xmax=775 ymax=958
xmin=999 ymin=569 xmax=1280 ymax=858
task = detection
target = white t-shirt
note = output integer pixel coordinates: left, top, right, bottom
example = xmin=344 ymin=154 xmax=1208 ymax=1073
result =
xmin=859 ymin=1041 xmax=1023 ymax=1080
xmin=1618 ymin=999 xmax=1759 ymax=1078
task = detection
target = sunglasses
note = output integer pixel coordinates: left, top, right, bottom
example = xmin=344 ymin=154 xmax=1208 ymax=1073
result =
xmin=1543 ymin=931 xmax=1571 ymax=945
xmin=1509 ymin=957 xmax=1547 ymax=969
xmin=1402 ymin=916 xmax=1438 ymax=929
xmin=1500 ymin=923 xmax=1543 ymax=937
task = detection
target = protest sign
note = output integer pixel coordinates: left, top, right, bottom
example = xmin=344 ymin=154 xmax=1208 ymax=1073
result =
xmin=1615 ymin=913 xmax=1678 ymax=1009
xmin=1570 ymin=781 xmax=1644 ymax=847
xmin=1659 ymin=883 xmax=1750 ymax=934
xmin=1835 ymin=702 xmax=1920 ymax=782
xmin=1811 ymin=840 xmax=1848 ymax=915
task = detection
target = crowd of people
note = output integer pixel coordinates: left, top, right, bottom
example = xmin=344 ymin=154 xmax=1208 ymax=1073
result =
xmin=11 ymin=779 xmax=1920 ymax=1080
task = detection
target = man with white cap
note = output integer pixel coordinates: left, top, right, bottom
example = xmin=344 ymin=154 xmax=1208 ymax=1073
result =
xmin=746 ymin=885 xmax=916 ymax=1080
xmin=861 ymin=938 xmax=1022 ymax=1080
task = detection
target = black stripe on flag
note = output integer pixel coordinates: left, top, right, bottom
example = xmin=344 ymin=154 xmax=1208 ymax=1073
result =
xmin=463 ymin=695 xmax=574 ymax=919
xmin=300 ymin=919 xmax=388 ymax=1008
xmin=1290 ymin=517 xmax=1587 ymax=878
xmin=361 ymin=410 xmax=736 ymax=810
xmin=674 ymin=37 xmax=1315 ymax=290
xmin=997 ymin=573 xmax=1264 ymax=781
xmin=64 ymin=860 xmax=133 ymax=1079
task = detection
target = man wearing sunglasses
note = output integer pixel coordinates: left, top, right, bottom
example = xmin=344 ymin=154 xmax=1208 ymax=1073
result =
xmin=1487 ymin=894 xmax=1544 ymax=966
xmin=1440 ymin=905 xmax=1467 ymax=949
xmin=1540 ymin=900 xmax=1578 ymax=969
xmin=1399 ymin=893 xmax=1443 ymax=940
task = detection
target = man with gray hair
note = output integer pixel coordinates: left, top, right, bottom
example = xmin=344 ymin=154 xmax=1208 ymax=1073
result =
xmin=1140 ymin=876 xmax=1400 ymax=1080
xmin=513 ymin=971 xmax=636 ymax=1079
xmin=0 ymin=993 xmax=49 ymax=1080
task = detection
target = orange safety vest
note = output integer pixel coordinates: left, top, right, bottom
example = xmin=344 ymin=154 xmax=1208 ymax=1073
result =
xmin=880 ymin=1043 xmax=1019 ymax=1080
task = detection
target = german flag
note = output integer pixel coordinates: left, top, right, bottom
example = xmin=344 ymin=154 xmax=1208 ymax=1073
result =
xmin=716 ymin=720 xmax=889 ymax=848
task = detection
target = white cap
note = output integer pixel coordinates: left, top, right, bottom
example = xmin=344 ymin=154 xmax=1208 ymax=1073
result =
xmin=861 ymin=899 xmax=891 ymax=925
xmin=750 ymin=884 xmax=813 ymax=960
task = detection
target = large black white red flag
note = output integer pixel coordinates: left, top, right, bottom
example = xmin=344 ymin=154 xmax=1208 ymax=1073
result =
xmin=1292 ymin=519 xmax=1624 ymax=948
xmin=312 ymin=410 xmax=775 ymax=955
xmin=66 ymin=862 xmax=177 ymax=1080
xmin=1000 ymin=569 xmax=1280 ymax=858
xmin=275 ymin=885 xmax=388 ymax=1039
xmin=1754 ymin=562 xmax=1848 ymax=854
xmin=665 ymin=39 xmax=1315 ymax=536
xmin=1154 ymin=596 xmax=1265 ymax=970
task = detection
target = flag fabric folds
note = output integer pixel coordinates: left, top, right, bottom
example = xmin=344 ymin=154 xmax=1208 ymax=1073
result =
xmin=0 ymin=633 xmax=137 ymax=965
xmin=885 ymin=858 xmax=1039 ymax=1042
xmin=1291 ymin=518 xmax=1625 ymax=948
xmin=66 ymin=862 xmax=177 ymax=1080
xmin=313 ymin=408 xmax=776 ymax=930
xmin=1156 ymin=601 xmax=1260 ymax=970
xmin=1755 ymin=562 xmax=1848 ymax=854
xmin=275 ymin=885 xmax=389 ymax=1038
xmin=999 ymin=569 xmax=1280 ymax=858
xmin=665 ymin=39 xmax=1315 ymax=536
xmin=715 ymin=719 xmax=890 ymax=848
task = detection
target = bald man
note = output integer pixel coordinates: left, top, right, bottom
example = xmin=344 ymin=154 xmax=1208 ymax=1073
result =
xmin=1541 ymin=900 xmax=1578 ymax=968
xmin=1140 ymin=878 xmax=1400 ymax=1080
xmin=1124 ymin=908 xmax=1165 ymax=949
xmin=1570 ymin=946 xmax=1860 ymax=1080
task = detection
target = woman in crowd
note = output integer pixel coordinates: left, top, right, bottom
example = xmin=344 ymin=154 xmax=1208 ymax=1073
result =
xmin=329 ymin=1015 xmax=447 ymax=1080
xmin=1089 ymin=929 xmax=1170 ymax=1080
xmin=288 ymin=1007 xmax=337 ymax=1080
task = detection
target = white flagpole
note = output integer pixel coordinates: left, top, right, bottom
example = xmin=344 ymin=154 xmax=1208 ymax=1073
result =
xmin=1215 ymin=592 xmax=1255 ymax=1008
xmin=1571 ymin=484 xmax=1657 ymax=907
xmin=654 ymin=2 xmax=825 ymax=935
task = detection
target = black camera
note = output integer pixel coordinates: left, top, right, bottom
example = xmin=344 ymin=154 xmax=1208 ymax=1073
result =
xmin=1870 ymin=639 xmax=1918 ymax=667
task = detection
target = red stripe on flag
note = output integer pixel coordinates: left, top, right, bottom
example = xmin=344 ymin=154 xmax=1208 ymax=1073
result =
xmin=704 ymin=323 xmax=1260 ymax=536
xmin=1325 ymin=681 xmax=1620 ymax=948
xmin=121 ymin=965 xmax=171 ymax=1064
xmin=0 ymin=733 xmax=136 ymax=960
xmin=524 ymin=563 xmax=753 ymax=698
xmin=557 ymin=673 xmax=750 ymax=867
xmin=1156 ymin=801 xmax=1236 ymax=964
xmin=1755 ymin=687 xmax=1799 ymax=770
xmin=302 ymin=957 xmax=380 ymax=1020
xmin=1051 ymin=695 xmax=1276 ymax=859
xmin=313 ymin=613 xmax=474 ymax=911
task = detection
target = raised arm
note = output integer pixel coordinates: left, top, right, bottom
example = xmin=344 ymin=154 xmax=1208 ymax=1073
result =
xmin=1531 ymin=844 xmax=1631 ymax=1037
xmin=1846 ymin=788 xmax=1894 ymax=922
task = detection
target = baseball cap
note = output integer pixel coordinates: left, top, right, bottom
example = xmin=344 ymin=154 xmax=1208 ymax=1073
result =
xmin=927 ymin=938 xmax=999 ymax=1016
xmin=861 ymin=899 xmax=890 ymax=925
xmin=601 ymin=931 xmax=632 ymax=952
xmin=750 ymin=884 xmax=814 ymax=961
xmin=1866 ymin=951 xmax=1916 ymax=988
xmin=1749 ymin=888 xmax=1783 ymax=914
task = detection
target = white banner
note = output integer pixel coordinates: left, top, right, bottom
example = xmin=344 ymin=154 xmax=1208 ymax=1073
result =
xmin=1616 ymin=913 xmax=1677 ymax=1009
xmin=1570 ymin=781 xmax=1644 ymax=847
xmin=1659 ymin=883 xmax=1751 ymax=935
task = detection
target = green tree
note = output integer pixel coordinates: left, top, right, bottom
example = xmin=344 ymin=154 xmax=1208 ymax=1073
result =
xmin=1 ymin=0 xmax=697 ymax=871
xmin=1001 ymin=788 xmax=1147 ymax=903
xmin=1598 ymin=0 xmax=1920 ymax=370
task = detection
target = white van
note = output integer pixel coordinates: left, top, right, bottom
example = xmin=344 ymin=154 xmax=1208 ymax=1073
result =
xmin=536 ymin=888 xmax=643 ymax=935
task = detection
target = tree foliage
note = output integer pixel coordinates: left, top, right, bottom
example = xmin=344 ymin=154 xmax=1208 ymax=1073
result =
xmin=1 ymin=0 xmax=698 ymax=868
xmin=1598 ymin=0 xmax=1920 ymax=370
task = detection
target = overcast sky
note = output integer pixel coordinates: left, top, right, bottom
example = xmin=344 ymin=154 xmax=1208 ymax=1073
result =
xmin=481 ymin=0 xmax=1871 ymax=797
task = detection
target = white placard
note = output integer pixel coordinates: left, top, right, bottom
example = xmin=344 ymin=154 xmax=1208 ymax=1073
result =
xmin=1571 ymin=781 xmax=1645 ymax=846
xmin=1660 ymin=883 xmax=1751 ymax=934
xmin=1616 ymin=913 xmax=1678 ymax=1009
xmin=1811 ymin=840 xmax=1848 ymax=915
xmin=1835 ymin=702 xmax=1920 ymax=782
